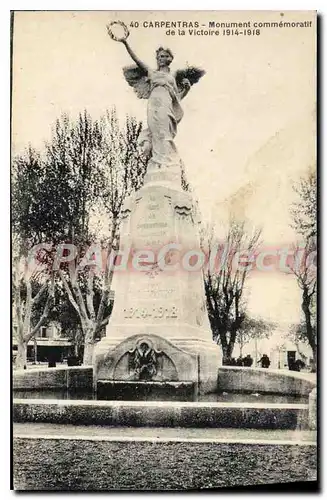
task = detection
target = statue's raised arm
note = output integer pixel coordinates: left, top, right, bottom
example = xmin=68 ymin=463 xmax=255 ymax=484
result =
xmin=121 ymin=39 xmax=149 ymax=74
xmin=107 ymin=21 xmax=151 ymax=99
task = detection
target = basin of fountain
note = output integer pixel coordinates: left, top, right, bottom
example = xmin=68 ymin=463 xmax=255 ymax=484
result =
xmin=13 ymin=387 xmax=307 ymax=404
xmin=13 ymin=365 xmax=315 ymax=430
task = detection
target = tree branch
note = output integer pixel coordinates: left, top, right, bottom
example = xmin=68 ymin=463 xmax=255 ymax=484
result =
xmin=86 ymin=272 xmax=96 ymax=321
xmin=95 ymin=315 xmax=111 ymax=333
xmin=32 ymin=281 xmax=48 ymax=305
xmin=58 ymin=269 xmax=80 ymax=314
xmin=22 ymin=279 xmax=33 ymax=336
xmin=96 ymin=224 xmax=117 ymax=324
xmin=25 ymin=277 xmax=55 ymax=341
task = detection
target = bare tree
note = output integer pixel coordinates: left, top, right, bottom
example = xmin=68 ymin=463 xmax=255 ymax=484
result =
xmin=289 ymin=168 xmax=317 ymax=369
xmin=12 ymin=147 xmax=55 ymax=369
xmin=12 ymin=110 xmax=147 ymax=367
xmin=291 ymin=169 xmax=317 ymax=240
xmin=57 ymin=109 xmax=147 ymax=364
xmin=289 ymin=240 xmax=317 ymax=368
xmin=12 ymin=237 xmax=54 ymax=369
xmin=203 ymin=219 xmax=261 ymax=362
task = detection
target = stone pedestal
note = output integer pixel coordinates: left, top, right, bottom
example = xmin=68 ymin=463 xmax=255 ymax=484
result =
xmin=93 ymin=164 xmax=221 ymax=394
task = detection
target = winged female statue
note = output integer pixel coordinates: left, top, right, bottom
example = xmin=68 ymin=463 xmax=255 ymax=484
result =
xmin=107 ymin=22 xmax=205 ymax=168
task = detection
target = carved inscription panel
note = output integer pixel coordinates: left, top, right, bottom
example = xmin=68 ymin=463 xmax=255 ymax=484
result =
xmin=131 ymin=190 xmax=173 ymax=248
xmin=123 ymin=306 xmax=178 ymax=320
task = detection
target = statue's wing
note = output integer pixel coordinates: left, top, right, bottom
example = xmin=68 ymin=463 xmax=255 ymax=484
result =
xmin=123 ymin=65 xmax=151 ymax=99
xmin=174 ymin=66 xmax=206 ymax=92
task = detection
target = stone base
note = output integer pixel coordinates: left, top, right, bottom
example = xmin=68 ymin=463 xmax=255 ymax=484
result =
xmin=93 ymin=333 xmax=221 ymax=395
xmin=93 ymin=166 xmax=222 ymax=395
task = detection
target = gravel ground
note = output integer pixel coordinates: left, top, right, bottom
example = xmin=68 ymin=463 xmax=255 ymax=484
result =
xmin=13 ymin=437 xmax=317 ymax=491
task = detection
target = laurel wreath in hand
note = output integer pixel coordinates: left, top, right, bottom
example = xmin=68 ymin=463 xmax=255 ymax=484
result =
xmin=106 ymin=20 xmax=130 ymax=41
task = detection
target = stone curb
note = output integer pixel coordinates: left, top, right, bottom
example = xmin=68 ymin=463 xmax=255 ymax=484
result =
xmin=13 ymin=434 xmax=317 ymax=446
xmin=13 ymin=398 xmax=308 ymax=409
xmin=13 ymin=399 xmax=309 ymax=429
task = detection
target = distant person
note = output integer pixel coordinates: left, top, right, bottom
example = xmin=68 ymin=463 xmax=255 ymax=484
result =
xmin=67 ymin=356 xmax=80 ymax=367
xmin=236 ymin=356 xmax=244 ymax=367
xmin=258 ymin=354 xmax=270 ymax=369
xmin=288 ymin=359 xmax=296 ymax=371
xmin=223 ymin=357 xmax=236 ymax=366
xmin=47 ymin=353 xmax=57 ymax=368
xmin=289 ymin=359 xmax=305 ymax=372
xmin=243 ymin=354 xmax=253 ymax=367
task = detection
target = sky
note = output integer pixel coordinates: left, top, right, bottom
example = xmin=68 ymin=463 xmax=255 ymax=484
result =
xmin=11 ymin=10 xmax=316 ymax=325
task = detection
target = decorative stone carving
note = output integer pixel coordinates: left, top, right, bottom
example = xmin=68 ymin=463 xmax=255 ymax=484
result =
xmin=121 ymin=208 xmax=131 ymax=221
xmin=129 ymin=339 xmax=159 ymax=380
xmin=145 ymin=262 xmax=162 ymax=279
xmin=96 ymin=334 xmax=197 ymax=384
xmin=175 ymin=204 xmax=193 ymax=221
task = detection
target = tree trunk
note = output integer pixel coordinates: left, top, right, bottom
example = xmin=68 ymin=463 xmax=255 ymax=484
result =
xmin=239 ymin=332 xmax=244 ymax=358
xmin=302 ymin=289 xmax=316 ymax=372
xmin=227 ymin=341 xmax=235 ymax=360
xmin=33 ymin=336 xmax=38 ymax=364
xmin=83 ymin=341 xmax=94 ymax=366
xmin=310 ymin=343 xmax=317 ymax=373
xmin=15 ymin=340 xmax=27 ymax=370
xmin=222 ymin=342 xmax=234 ymax=363
xmin=83 ymin=323 xmax=95 ymax=365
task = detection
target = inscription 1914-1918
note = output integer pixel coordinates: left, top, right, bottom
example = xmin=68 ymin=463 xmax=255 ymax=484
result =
xmin=123 ymin=306 xmax=178 ymax=319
